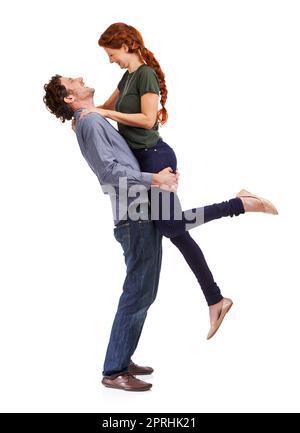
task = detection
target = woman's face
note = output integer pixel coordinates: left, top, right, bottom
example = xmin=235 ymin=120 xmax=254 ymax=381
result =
xmin=103 ymin=46 xmax=131 ymax=70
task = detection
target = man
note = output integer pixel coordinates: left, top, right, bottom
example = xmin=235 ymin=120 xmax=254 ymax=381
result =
xmin=43 ymin=75 xmax=178 ymax=391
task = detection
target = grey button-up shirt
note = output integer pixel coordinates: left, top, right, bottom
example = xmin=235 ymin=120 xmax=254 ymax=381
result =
xmin=74 ymin=109 xmax=152 ymax=225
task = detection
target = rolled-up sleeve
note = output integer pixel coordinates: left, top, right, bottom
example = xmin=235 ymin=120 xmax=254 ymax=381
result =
xmin=80 ymin=118 xmax=152 ymax=189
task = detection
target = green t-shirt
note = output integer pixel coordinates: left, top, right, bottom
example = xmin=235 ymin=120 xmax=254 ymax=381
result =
xmin=116 ymin=64 xmax=161 ymax=149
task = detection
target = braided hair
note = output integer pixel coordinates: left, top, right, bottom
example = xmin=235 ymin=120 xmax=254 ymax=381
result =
xmin=99 ymin=23 xmax=168 ymax=125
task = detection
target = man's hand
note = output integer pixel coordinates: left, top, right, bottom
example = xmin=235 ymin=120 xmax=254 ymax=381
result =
xmin=152 ymin=167 xmax=179 ymax=191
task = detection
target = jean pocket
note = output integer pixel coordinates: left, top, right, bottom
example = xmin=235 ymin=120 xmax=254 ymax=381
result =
xmin=149 ymin=145 xmax=177 ymax=173
xmin=114 ymin=224 xmax=130 ymax=256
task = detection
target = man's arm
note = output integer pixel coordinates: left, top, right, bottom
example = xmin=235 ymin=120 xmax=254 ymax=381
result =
xmin=79 ymin=116 xmax=177 ymax=189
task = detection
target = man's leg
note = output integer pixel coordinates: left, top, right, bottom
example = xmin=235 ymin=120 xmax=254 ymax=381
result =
xmin=102 ymin=220 xmax=162 ymax=377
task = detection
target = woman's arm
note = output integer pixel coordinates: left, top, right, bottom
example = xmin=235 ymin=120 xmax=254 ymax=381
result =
xmin=106 ymin=93 xmax=159 ymax=129
xmin=97 ymin=88 xmax=120 ymax=110
xmin=81 ymin=93 xmax=159 ymax=129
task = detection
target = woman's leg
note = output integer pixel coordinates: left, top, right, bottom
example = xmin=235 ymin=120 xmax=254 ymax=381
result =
xmin=132 ymin=140 xmax=234 ymax=307
xmin=151 ymin=188 xmax=245 ymax=238
xmin=132 ymin=140 xmax=277 ymax=338
xmin=133 ymin=140 xmax=245 ymax=238
xmin=170 ymin=231 xmax=222 ymax=306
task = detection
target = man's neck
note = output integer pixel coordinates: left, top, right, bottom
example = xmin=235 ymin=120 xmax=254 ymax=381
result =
xmin=72 ymin=99 xmax=95 ymax=111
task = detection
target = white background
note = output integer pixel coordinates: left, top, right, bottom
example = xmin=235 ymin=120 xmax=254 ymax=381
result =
xmin=0 ymin=0 xmax=299 ymax=413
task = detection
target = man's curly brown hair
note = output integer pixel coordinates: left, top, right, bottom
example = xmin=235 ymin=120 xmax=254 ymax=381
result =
xmin=43 ymin=75 xmax=74 ymax=123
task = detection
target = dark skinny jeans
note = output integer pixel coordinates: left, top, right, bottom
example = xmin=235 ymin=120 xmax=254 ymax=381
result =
xmin=132 ymin=138 xmax=245 ymax=306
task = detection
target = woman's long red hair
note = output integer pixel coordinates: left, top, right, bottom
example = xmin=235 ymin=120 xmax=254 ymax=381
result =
xmin=99 ymin=23 xmax=168 ymax=125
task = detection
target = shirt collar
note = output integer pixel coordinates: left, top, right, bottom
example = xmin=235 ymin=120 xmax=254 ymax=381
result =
xmin=73 ymin=108 xmax=85 ymax=120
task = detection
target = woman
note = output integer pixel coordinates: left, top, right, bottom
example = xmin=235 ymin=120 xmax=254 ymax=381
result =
xmin=80 ymin=23 xmax=278 ymax=339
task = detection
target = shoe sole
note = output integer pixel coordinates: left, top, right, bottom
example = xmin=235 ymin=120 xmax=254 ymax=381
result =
xmin=102 ymin=383 xmax=152 ymax=391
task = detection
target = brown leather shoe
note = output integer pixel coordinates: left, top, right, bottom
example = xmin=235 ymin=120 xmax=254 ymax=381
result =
xmin=102 ymin=372 xmax=152 ymax=391
xmin=128 ymin=362 xmax=154 ymax=375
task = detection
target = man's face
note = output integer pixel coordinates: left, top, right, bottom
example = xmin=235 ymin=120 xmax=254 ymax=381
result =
xmin=60 ymin=76 xmax=94 ymax=103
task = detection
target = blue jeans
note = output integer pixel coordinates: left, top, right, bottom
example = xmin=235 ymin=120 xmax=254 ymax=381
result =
xmin=102 ymin=219 xmax=162 ymax=377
